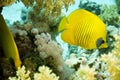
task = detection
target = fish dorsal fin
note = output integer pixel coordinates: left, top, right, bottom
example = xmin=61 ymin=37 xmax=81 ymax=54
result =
xmin=68 ymin=9 xmax=92 ymax=24
xmin=58 ymin=16 xmax=76 ymax=45
xmin=58 ymin=16 xmax=68 ymax=32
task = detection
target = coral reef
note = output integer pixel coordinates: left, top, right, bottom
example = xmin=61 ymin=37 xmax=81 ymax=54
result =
xmin=8 ymin=21 xmax=73 ymax=80
xmin=79 ymin=0 xmax=103 ymax=15
xmin=9 ymin=65 xmax=59 ymax=80
xmin=9 ymin=66 xmax=31 ymax=80
xmin=21 ymin=0 xmax=75 ymax=16
xmin=101 ymin=34 xmax=120 ymax=80
xmin=65 ymin=53 xmax=81 ymax=67
xmin=0 ymin=0 xmax=16 ymax=7
xmin=70 ymin=65 xmax=96 ymax=80
xmin=64 ymin=26 xmax=120 ymax=80
xmin=99 ymin=5 xmax=120 ymax=27
xmin=34 ymin=33 xmax=70 ymax=80
xmin=19 ymin=0 xmax=75 ymax=37
xmin=34 ymin=65 xmax=59 ymax=80
xmin=2 ymin=0 xmax=120 ymax=80
xmin=34 ymin=33 xmax=64 ymax=72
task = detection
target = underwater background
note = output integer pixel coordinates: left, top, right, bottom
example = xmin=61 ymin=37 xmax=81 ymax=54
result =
xmin=0 ymin=0 xmax=120 ymax=80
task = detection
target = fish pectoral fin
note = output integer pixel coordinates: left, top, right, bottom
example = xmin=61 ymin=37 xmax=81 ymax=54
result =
xmin=61 ymin=29 xmax=76 ymax=45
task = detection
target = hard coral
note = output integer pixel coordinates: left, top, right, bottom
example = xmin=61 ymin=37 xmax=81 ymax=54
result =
xmin=9 ymin=66 xmax=31 ymax=80
xmin=0 ymin=0 xmax=16 ymax=7
xmin=65 ymin=53 xmax=81 ymax=67
xmin=70 ymin=65 xmax=96 ymax=80
xmin=9 ymin=65 xmax=59 ymax=80
xmin=101 ymin=34 xmax=120 ymax=80
xmin=34 ymin=65 xmax=59 ymax=80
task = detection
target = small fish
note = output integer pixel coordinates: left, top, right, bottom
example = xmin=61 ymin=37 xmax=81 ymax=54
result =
xmin=58 ymin=9 xmax=108 ymax=49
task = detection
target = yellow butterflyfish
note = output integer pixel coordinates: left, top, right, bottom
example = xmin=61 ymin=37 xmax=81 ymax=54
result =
xmin=58 ymin=9 xmax=108 ymax=49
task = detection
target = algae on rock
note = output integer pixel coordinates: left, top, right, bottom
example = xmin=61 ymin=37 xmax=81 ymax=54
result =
xmin=0 ymin=0 xmax=16 ymax=7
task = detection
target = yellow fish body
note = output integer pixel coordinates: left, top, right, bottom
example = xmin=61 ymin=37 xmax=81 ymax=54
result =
xmin=58 ymin=9 xmax=107 ymax=49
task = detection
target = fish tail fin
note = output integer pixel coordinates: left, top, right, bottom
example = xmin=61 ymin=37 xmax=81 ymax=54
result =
xmin=58 ymin=16 xmax=68 ymax=32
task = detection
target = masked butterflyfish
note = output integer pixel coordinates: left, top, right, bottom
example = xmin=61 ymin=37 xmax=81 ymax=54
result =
xmin=58 ymin=9 xmax=108 ymax=49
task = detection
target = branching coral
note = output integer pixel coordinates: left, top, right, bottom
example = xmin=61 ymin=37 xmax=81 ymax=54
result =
xmin=65 ymin=50 xmax=111 ymax=80
xmin=8 ymin=66 xmax=31 ymax=80
xmin=0 ymin=0 xmax=16 ymax=7
xmin=101 ymin=34 xmax=120 ymax=80
xmin=20 ymin=0 xmax=75 ymax=35
xmin=9 ymin=65 xmax=59 ymax=80
xmin=21 ymin=0 xmax=75 ymax=16
xmin=34 ymin=65 xmax=59 ymax=80
xmin=65 ymin=53 xmax=81 ymax=67
xmin=70 ymin=65 xmax=96 ymax=80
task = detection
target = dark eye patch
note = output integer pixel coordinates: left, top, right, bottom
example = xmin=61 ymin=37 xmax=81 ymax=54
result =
xmin=96 ymin=37 xmax=104 ymax=48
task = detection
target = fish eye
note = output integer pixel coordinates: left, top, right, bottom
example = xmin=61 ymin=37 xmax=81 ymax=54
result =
xmin=96 ymin=38 xmax=104 ymax=48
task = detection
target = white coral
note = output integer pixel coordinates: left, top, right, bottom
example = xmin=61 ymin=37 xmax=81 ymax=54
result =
xmin=9 ymin=66 xmax=31 ymax=80
xmin=70 ymin=65 xmax=96 ymax=80
xmin=34 ymin=65 xmax=59 ymax=80
xmin=65 ymin=53 xmax=81 ymax=67
xmin=9 ymin=65 xmax=59 ymax=80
